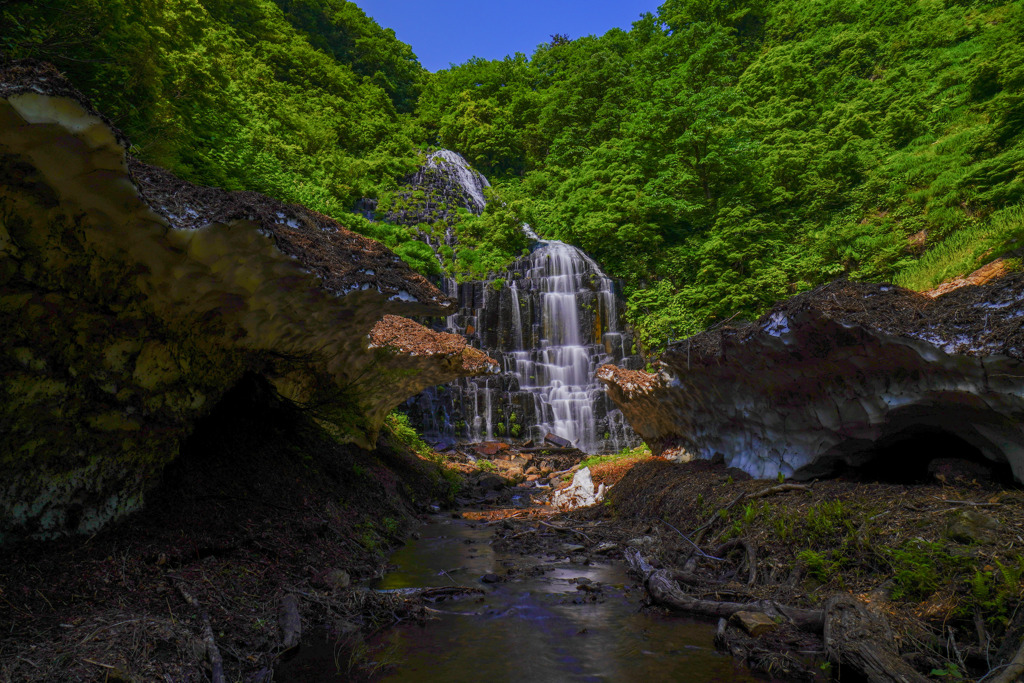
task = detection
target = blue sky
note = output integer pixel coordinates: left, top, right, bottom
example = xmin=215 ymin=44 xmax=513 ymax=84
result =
xmin=358 ymin=1 xmax=661 ymax=72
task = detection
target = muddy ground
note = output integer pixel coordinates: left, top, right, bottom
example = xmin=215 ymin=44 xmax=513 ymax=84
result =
xmin=0 ymin=382 xmax=456 ymax=682
xmin=3 ymin=424 xmax=1022 ymax=681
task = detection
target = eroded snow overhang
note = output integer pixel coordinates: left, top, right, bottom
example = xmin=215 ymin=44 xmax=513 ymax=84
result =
xmin=600 ymin=280 xmax=1024 ymax=483
xmin=0 ymin=61 xmax=492 ymax=540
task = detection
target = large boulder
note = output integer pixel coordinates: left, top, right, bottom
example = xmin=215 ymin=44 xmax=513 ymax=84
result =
xmin=599 ymin=279 xmax=1024 ymax=482
xmin=0 ymin=61 xmax=495 ymax=541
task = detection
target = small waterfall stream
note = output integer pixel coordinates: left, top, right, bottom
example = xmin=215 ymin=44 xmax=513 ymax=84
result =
xmin=402 ymin=153 xmax=642 ymax=453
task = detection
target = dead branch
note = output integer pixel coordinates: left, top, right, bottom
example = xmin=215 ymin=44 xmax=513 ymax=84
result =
xmin=661 ymin=519 xmax=724 ymax=561
xmin=747 ymin=483 xmax=810 ymax=500
xmin=624 ymin=548 xmax=823 ymax=632
xmin=628 ymin=549 xmax=933 ymax=682
xmin=170 ymin=578 xmax=225 ymax=683
xmin=374 ymin=586 xmax=484 ymax=600
xmin=928 ymin=496 xmax=1000 ymax=508
xmin=538 ymin=520 xmax=592 ymax=543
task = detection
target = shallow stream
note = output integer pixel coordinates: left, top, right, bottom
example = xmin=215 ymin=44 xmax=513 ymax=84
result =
xmin=282 ymin=515 xmax=764 ymax=682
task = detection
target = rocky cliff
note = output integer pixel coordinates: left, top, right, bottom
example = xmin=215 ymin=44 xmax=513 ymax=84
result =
xmin=0 ymin=61 xmax=494 ymax=541
xmin=599 ymin=278 xmax=1024 ymax=483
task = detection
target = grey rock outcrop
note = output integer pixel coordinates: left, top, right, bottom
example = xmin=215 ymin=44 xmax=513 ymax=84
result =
xmin=0 ymin=62 xmax=493 ymax=541
xmin=600 ymin=279 xmax=1024 ymax=483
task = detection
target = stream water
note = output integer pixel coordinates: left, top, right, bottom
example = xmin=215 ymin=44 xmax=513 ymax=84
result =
xmin=280 ymin=516 xmax=764 ymax=682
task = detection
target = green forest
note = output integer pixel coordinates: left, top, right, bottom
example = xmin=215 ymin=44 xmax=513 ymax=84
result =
xmin=4 ymin=0 xmax=1022 ymax=351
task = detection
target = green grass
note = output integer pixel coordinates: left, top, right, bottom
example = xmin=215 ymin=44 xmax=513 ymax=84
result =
xmin=580 ymin=445 xmax=652 ymax=470
xmin=893 ymin=204 xmax=1024 ymax=291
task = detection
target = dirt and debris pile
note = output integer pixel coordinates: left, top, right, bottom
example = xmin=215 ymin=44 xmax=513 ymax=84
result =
xmin=370 ymin=314 xmax=497 ymax=375
xmin=0 ymin=61 xmax=491 ymax=541
xmin=600 ymin=278 xmax=1024 ymax=483
xmin=601 ymin=458 xmax=1024 ymax=681
xmin=0 ymin=376 xmax=451 ymax=682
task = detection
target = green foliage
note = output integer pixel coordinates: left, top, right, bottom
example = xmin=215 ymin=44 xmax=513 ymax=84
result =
xmin=969 ymin=556 xmax=1024 ymax=628
xmin=418 ymin=0 xmax=1024 ymax=348
xmin=803 ymin=500 xmax=854 ymax=541
xmin=11 ymin=0 xmax=1024 ymax=341
xmin=580 ymin=445 xmax=652 ymax=470
xmin=1 ymin=0 xmax=424 ymax=254
xmin=476 ymin=460 xmax=496 ymax=472
xmin=798 ymin=549 xmax=846 ymax=582
xmin=894 ymin=204 xmax=1024 ymax=290
xmin=450 ymin=190 xmax=530 ymax=280
xmin=383 ymin=411 xmax=430 ymax=457
xmin=930 ymin=664 xmax=965 ymax=681
xmin=886 ymin=540 xmax=975 ymax=602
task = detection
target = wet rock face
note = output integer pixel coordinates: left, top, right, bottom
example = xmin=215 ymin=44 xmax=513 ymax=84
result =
xmin=0 ymin=62 xmax=490 ymax=541
xmin=385 ymin=149 xmax=490 ymax=227
xmin=600 ymin=280 xmax=1024 ymax=483
xmin=408 ymin=240 xmax=646 ymax=453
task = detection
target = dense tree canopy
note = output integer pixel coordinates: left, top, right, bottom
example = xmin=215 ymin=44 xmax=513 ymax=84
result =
xmin=1 ymin=0 xmax=423 ymax=218
xmin=419 ymin=0 xmax=1024 ymax=350
xmin=3 ymin=0 xmax=1022 ymax=351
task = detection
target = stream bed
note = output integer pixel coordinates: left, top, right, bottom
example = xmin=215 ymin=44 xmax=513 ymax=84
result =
xmin=282 ymin=514 xmax=766 ymax=682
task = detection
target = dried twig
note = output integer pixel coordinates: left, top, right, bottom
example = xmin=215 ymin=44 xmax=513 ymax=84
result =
xmin=928 ymin=496 xmax=999 ymax=508
xmin=537 ymin=520 xmax=592 ymax=544
xmin=660 ymin=519 xmax=724 ymax=561
xmin=169 ymin=577 xmax=225 ymax=683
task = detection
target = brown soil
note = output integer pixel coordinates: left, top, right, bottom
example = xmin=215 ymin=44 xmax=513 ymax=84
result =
xmin=588 ymin=458 xmax=1024 ymax=679
xmin=369 ymin=315 xmax=496 ymax=374
xmin=0 ymin=379 xmax=451 ymax=682
xmin=129 ymin=160 xmax=449 ymax=308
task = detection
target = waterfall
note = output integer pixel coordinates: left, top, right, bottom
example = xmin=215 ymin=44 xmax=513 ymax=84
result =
xmin=402 ymin=152 xmax=643 ymax=454
xmin=424 ymin=150 xmax=490 ymax=213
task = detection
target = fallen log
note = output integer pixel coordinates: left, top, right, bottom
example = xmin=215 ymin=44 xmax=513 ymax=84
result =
xmin=627 ymin=548 xmax=927 ymax=683
xmin=625 ymin=548 xmax=824 ymax=632
xmin=544 ymin=433 xmax=573 ymax=449
xmin=823 ymin=593 xmax=928 ymax=683
xmin=278 ymin=594 xmax=302 ymax=650
xmin=990 ymin=637 xmax=1024 ymax=683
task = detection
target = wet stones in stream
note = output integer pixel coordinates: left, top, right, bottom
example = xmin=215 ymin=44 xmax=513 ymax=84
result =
xmin=348 ymin=513 xmax=764 ymax=683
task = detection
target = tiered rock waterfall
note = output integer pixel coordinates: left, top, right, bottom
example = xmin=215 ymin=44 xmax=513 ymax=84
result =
xmin=396 ymin=152 xmax=643 ymax=453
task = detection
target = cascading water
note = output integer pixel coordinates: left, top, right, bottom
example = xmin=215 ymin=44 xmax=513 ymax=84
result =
xmin=398 ymin=152 xmax=643 ymax=453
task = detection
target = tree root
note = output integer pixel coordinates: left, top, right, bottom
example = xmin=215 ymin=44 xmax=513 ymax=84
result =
xmin=170 ymin=577 xmax=225 ymax=683
xmin=714 ymin=539 xmax=757 ymax=587
xmin=627 ymin=548 xmax=930 ymax=683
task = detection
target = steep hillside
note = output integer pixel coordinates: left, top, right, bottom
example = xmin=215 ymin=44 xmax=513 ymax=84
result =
xmin=419 ymin=0 xmax=1024 ymax=351
xmin=0 ymin=0 xmax=424 ymax=222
